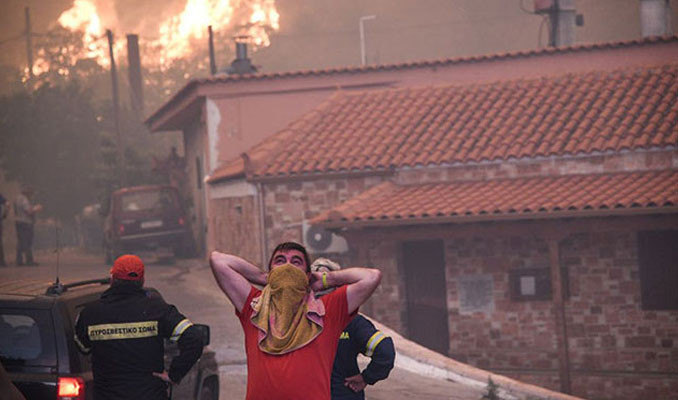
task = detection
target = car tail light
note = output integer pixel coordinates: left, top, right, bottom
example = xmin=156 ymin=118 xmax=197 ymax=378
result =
xmin=118 ymin=224 xmax=125 ymax=234
xmin=58 ymin=376 xmax=85 ymax=400
xmin=178 ymin=217 xmax=185 ymax=226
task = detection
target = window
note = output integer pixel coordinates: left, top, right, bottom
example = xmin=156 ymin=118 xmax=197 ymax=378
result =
xmin=120 ymin=189 xmax=176 ymax=212
xmin=510 ymin=268 xmax=552 ymax=301
xmin=638 ymin=230 xmax=678 ymax=310
xmin=195 ymin=157 xmax=202 ymax=190
xmin=0 ymin=311 xmax=56 ymax=367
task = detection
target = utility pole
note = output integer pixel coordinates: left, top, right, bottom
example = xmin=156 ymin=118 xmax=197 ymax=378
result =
xmin=126 ymin=34 xmax=144 ymax=119
xmin=107 ymin=29 xmax=125 ymax=187
xmin=24 ymin=7 xmax=34 ymax=82
xmin=208 ymin=26 xmax=217 ymax=75
xmin=359 ymin=15 xmax=376 ymax=66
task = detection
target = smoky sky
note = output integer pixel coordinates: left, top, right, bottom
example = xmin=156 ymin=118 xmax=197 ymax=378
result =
xmin=1 ymin=0 xmax=677 ymax=74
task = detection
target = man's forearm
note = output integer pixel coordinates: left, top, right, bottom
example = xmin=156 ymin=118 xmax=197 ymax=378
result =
xmin=213 ymin=252 xmax=267 ymax=286
xmin=210 ymin=251 xmax=265 ymax=312
xmin=325 ymin=267 xmax=376 ymax=287
xmin=169 ymin=326 xmax=204 ymax=383
xmin=323 ymin=267 xmax=382 ymax=313
xmin=362 ymin=337 xmax=395 ymax=384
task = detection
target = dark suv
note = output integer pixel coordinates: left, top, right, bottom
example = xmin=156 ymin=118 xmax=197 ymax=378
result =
xmin=0 ymin=278 xmax=219 ymax=400
xmin=103 ymin=185 xmax=194 ymax=262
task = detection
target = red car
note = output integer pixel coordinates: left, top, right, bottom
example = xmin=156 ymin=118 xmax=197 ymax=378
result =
xmin=103 ymin=185 xmax=194 ymax=262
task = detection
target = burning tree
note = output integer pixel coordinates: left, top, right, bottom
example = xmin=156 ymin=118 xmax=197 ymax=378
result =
xmin=28 ymin=0 xmax=281 ymax=108
xmin=1 ymin=0 xmax=281 ymax=223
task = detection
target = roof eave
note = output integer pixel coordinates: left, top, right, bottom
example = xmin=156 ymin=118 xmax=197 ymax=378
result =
xmin=312 ymin=206 xmax=678 ymax=230
xmin=206 ymin=171 xmax=247 ymax=184
xmin=249 ymin=168 xmax=396 ymax=183
xmin=145 ymin=80 xmax=202 ymax=132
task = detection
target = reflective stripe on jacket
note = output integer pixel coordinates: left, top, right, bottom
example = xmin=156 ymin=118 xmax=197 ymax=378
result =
xmin=74 ymin=282 xmax=203 ymax=400
xmin=331 ymin=314 xmax=395 ymax=400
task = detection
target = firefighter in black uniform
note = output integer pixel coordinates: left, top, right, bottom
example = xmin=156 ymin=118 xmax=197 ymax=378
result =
xmin=312 ymin=258 xmax=396 ymax=400
xmin=74 ymin=255 xmax=203 ymax=400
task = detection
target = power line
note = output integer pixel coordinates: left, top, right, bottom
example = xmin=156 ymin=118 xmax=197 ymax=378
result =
xmin=0 ymin=33 xmax=24 ymax=46
xmin=272 ymin=12 xmax=540 ymax=39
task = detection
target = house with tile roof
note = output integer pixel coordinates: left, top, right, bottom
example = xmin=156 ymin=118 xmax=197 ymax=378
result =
xmin=146 ymin=36 xmax=677 ymax=256
xmin=148 ymin=37 xmax=678 ymax=399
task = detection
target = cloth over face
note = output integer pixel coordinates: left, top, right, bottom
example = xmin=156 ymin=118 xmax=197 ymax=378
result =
xmin=250 ymin=263 xmax=325 ymax=354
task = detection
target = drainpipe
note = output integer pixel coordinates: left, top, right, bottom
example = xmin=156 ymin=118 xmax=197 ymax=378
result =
xmin=548 ymin=238 xmax=572 ymax=394
xmin=242 ymin=152 xmax=268 ymax=267
xmin=256 ymin=181 xmax=268 ymax=267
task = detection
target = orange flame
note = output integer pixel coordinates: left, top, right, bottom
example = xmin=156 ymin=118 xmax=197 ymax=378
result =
xmin=61 ymin=0 xmax=119 ymax=69
xmin=31 ymin=0 xmax=279 ymax=77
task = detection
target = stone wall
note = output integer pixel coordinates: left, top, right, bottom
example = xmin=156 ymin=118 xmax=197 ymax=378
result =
xmin=561 ymin=231 xmax=678 ymax=400
xmin=357 ymin=225 xmax=678 ymax=400
xmin=444 ymin=235 xmax=559 ymax=371
xmin=260 ymin=175 xmax=388 ymax=254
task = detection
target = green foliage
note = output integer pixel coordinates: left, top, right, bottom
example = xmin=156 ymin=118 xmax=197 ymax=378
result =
xmin=481 ymin=377 xmax=500 ymax=400
xmin=0 ymin=82 xmax=101 ymax=221
xmin=0 ymin=81 xmax=168 ymax=222
xmin=0 ymin=26 xmax=189 ymax=222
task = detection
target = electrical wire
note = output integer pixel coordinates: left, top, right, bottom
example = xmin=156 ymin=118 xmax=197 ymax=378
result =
xmin=273 ymin=12 xmax=539 ymax=39
xmin=0 ymin=33 xmax=24 ymax=46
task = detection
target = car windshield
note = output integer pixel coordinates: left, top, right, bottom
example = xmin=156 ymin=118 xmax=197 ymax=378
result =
xmin=120 ymin=189 xmax=176 ymax=212
xmin=0 ymin=310 xmax=57 ymax=367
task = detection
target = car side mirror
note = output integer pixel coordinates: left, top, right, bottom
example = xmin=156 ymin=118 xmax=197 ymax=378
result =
xmin=193 ymin=323 xmax=210 ymax=346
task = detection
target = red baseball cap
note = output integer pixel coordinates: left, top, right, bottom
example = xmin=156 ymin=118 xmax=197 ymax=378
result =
xmin=110 ymin=255 xmax=145 ymax=281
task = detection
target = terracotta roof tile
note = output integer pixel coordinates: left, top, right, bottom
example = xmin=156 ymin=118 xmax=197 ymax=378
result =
xmin=311 ymin=170 xmax=678 ymax=227
xmin=232 ymin=63 xmax=678 ymax=178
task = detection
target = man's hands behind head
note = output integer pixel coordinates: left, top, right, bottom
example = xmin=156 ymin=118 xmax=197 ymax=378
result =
xmin=309 ymin=271 xmax=327 ymax=292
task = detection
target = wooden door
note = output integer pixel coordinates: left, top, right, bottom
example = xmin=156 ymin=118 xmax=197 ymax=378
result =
xmin=401 ymin=239 xmax=450 ymax=355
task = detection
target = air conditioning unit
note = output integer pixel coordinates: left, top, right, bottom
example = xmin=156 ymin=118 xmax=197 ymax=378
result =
xmin=302 ymin=220 xmax=349 ymax=254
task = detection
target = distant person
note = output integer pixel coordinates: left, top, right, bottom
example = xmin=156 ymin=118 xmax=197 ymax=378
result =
xmin=312 ymin=258 xmax=395 ymax=400
xmin=74 ymin=255 xmax=203 ymax=400
xmin=13 ymin=186 xmax=41 ymax=266
xmin=167 ymin=146 xmax=182 ymax=168
xmin=209 ymin=242 xmax=382 ymax=400
xmin=0 ymin=193 xmax=7 ymax=267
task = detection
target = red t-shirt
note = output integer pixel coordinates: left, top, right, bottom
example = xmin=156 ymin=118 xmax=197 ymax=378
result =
xmin=236 ymin=285 xmax=356 ymax=400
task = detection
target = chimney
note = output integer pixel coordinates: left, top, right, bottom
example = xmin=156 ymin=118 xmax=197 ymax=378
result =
xmin=534 ymin=0 xmax=579 ymax=47
xmin=552 ymin=0 xmax=577 ymax=47
xmin=640 ymin=0 xmax=673 ymax=37
xmin=226 ymin=37 xmax=258 ymax=75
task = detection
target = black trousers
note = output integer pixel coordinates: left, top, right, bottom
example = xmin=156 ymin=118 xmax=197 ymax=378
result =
xmin=15 ymin=222 xmax=34 ymax=264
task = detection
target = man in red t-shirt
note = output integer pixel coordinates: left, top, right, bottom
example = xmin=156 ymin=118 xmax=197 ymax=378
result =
xmin=210 ymin=242 xmax=382 ymax=400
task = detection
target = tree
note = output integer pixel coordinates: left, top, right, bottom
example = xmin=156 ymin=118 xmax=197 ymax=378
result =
xmin=0 ymin=82 xmax=101 ymax=221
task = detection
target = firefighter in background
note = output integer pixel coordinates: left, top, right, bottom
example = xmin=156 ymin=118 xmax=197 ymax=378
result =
xmin=74 ymin=255 xmax=203 ymax=400
xmin=312 ymin=258 xmax=396 ymax=400
xmin=13 ymin=186 xmax=41 ymax=266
